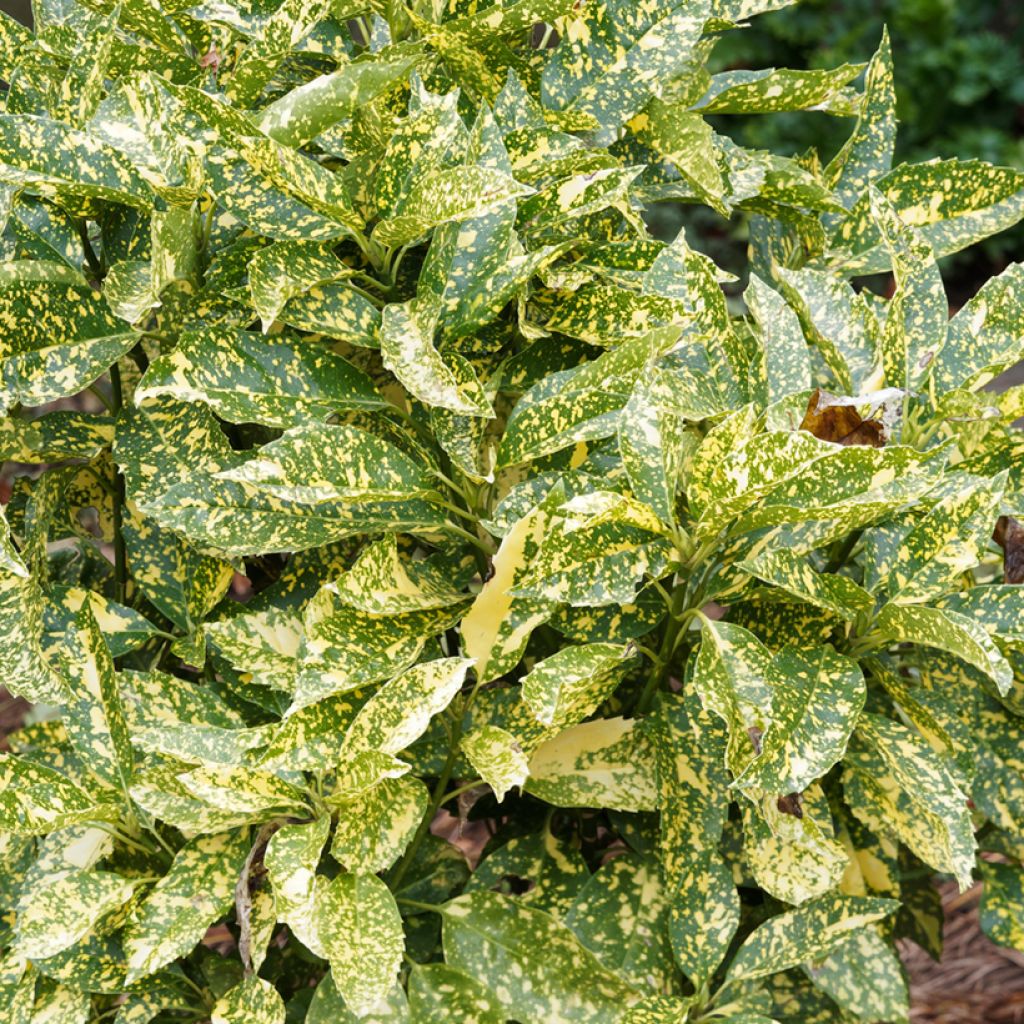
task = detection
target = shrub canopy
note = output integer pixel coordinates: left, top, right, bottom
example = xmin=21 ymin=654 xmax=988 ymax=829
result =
xmin=2 ymin=0 xmax=1024 ymax=1021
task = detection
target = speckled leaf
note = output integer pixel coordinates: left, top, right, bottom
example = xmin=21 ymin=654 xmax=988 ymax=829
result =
xmin=374 ymin=165 xmax=532 ymax=248
xmin=621 ymin=995 xmax=694 ymax=1023
xmin=776 ymin=266 xmax=881 ymax=393
xmin=526 ymin=717 xmax=658 ymax=811
xmin=247 ymin=240 xmax=346 ymax=331
xmin=844 ymin=713 xmax=974 ymax=888
xmin=517 ymin=166 xmax=642 ymax=236
xmin=225 ymin=0 xmax=335 ymax=107
xmin=340 ymin=657 xmax=473 ymax=759
xmin=930 ymin=263 xmax=1024 ymax=392
xmin=212 ymin=422 xmax=433 ymax=504
xmin=276 ymin=279 xmax=382 ymax=347
xmin=122 ymin=506 xmax=235 ymax=636
xmin=0 ymin=568 xmax=65 ymax=706
xmin=211 ymin=976 xmax=286 ymax=1024
xmin=123 ymin=829 xmax=250 ymax=983
xmin=143 ymin=472 xmax=446 ymax=557
xmin=651 ymin=696 xmax=738 ymax=987
xmin=739 ymin=549 xmax=873 ymax=619
xmin=0 ymin=409 xmax=113 ymax=463
xmin=521 ymin=643 xmax=633 ymax=730
xmin=824 ymin=30 xmax=896 ymax=217
xmin=264 ymin=816 xmax=330 ymax=957
xmin=0 ymin=114 xmax=153 ymax=209
xmin=979 ymin=861 xmax=1024 ymax=953
xmin=746 ymin=273 xmax=811 ymax=401
xmin=325 ymin=535 xmax=470 ymax=615
xmin=178 ymin=766 xmax=310 ymax=816
xmin=28 ymin=982 xmax=90 ymax=1024
xmin=137 ymin=327 xmax=383 ymax=428
xmin=460 ymin=724 xmax=529 ymax=803
xmin=259 ymin=692 xmax=365 ymax=771
xmin=727 ymin=894 xmax=900 ymax=982
xmin=564 ymin=853 xmax=673 ymax=990
xmin=736 ymin=645 xmax=865 ymax=795
xmin=467 ymin=828 xmax=590 ymax=918
xmin=205 ymin=604 xmax=303 ymax=692
xmin=513 ymin=512 xmax=671 ymax=608
xmin=14 ymin=870 xmax=136 ymax=961
xmin=742 ymin=790 xmax=847 ymax=905
xmin=836 ymin=158 xmax=1024 ymax=273
xmin=868 ymin=188 xmax=948 ymax=390
xmin=60 ymin=604 xmax=134 ymax=802
xmin=544 ymin=285 xmax=688 ymax=347
xmin=306 ymin=971 xmax=410 ymax=1023
xmin=693 ymin=619 xmax=773 ymax=777
xmin=497 ymin=329 xmax=673 ymax=468
xmin=541 ymin=0 xmax=710 ymax=134
xmin=314 ymin=872 xmax=404 ymax=1017
xmin=0 ymin=271 xmax=139 ymax=412
xmin=807 ymin=928 xmax=909 ymax=1023
xmin=631 ymin=101 xmax=725 ymax=210
xmin=408 ymin=963 xmax=504 ymax=1024
xmin=441 ymin=890 xmax=639 ymax=1023
xmin=617 ymin=367 xmax=689 ymax=524
xmin=695 ymin=64 xmax=863 ymax=114
xmin=43 ymin=585 xmax=159 ymax=659
xmin=256 ymin=45 xmax=426 ymax=147
xmin=719 ymin=441 xmax=940 ymax=539
xmin=331 ymin=775 xmax=429 ymax=874
xmin=875 ymin=603 xmax=1012 ymax=694
xmin=292 ymin=603 xmax=463 ymax=711
xmin=884 ymin=473 xmax=1005 ymax=603
xmin=461 ymin=500 xmax=558 ymax=683
xmin=936 ymin=585 xmax=1024 ymax=644
xmin=0 ymin=754 xmax=100 ymax=835
xmin=380 ymin=299 xmax=493 ymax=417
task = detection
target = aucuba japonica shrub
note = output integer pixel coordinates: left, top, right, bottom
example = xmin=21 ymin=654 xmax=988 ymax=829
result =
xmin=2 ymin=0 xmax=1024 ymax=1020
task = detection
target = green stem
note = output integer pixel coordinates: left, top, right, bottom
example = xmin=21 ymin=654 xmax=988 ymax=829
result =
xmin=439 ymin=780 xmax=485 ymax=805
xmin=636 ymin=579 xmax=688 ymax=715
xmin=443 ymin=522 xmax=494 ymax=557
xmin=392 ymin=664 xmax=489 ymax=889
xmin=396 ymin=897 xmax=442 ymax=915
xmin=87 ymin=382 xmax=116 ymax=413
xmin=389 ymin=741 xmax=460 ymax=890
xmin=430 ymin=495 xmax=480 ymax=525
xmin=824 ymin=529 xmax=862 ymax=575
xmin=78 ymin=219 xmax=103 ymax=280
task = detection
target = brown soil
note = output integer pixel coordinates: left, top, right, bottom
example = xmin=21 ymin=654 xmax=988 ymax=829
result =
xmin=901 ymin=882 xmax=1024 ymax=1023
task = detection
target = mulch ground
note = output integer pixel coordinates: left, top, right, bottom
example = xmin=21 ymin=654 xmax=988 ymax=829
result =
xmin=903 ymin=882 xmax=1024 ymax=1023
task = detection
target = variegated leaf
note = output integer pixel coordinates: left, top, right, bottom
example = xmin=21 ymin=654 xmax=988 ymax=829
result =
xmin=314 ymin=872 xmax=404 ymax=1017
xmin=727 ymin=893 xmax=900 ymax=981
xmin=441 ymin=891 xmax=639 ymax=1022
xmin=123 ymin=830 xmax=250 ymax=983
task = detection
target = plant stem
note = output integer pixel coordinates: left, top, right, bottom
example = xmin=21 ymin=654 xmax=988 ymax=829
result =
xmin=439 ymin=780 xmax=485 ymax=805
xmin=78 ymin=220 xmax=103 ymax=280
xmin=389 ymin=741 xmax=460 ymax=890
xmin=443 ymin=522 xmax=494 ymax=558
xmin=824 ymin=529 xmax=862 ymax=575
xmin=87 ymin=382 xmax=116 ymax=413
xmin=396 ymin=897 xmax=442 ymax=915
xmin=636 ymin=579 xmax=688 ymax=715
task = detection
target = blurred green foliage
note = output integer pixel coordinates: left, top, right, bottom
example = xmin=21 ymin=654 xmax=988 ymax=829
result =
xmin=714 ymin=0 xmax=1024 ymax=170
xmin=694 ymin=0 xmax=1024 ymax=289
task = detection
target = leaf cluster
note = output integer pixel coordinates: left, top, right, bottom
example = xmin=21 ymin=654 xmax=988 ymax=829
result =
xmin=2 ymin=1 xmax=1024 ymax=1022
